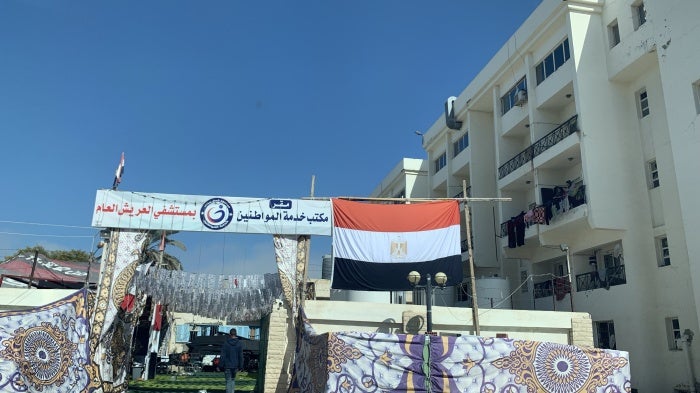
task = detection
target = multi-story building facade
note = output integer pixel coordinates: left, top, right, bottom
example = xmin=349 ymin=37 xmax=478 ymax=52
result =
xmin=419 ymin=0 xmax=700 ymax=390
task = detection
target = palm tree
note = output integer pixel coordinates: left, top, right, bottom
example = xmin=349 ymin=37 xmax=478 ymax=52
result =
xmin=142 ymin=230 xmax=186 ymax=270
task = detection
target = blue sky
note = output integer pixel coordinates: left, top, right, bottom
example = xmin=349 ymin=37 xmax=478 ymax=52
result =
xmin=0 ymin=0 xmax=541 ymax=277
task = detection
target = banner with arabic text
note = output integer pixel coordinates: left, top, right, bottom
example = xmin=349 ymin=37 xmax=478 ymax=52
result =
xmin=92 ymin=190 xmax=332 ymax=235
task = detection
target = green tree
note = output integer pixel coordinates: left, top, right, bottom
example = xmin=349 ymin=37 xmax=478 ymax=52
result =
xmin=142 ymin=231 xmax=185 ymax=270
xmin=13 ymin=246 xmax=91 ymax=262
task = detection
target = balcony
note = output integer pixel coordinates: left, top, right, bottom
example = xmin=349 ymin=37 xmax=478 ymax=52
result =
xmin=576 ymin=265 xmax=627 ymax=292
xmin=533 ymin=276 xmax=571 ymax=299
xmin=498 ymin=115 xmax=579 ymax=179
xmin=500 ymin=180 xmax=587 ymax=239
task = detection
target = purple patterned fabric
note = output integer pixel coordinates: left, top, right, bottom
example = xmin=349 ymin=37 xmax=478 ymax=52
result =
xmin=430 ymin=335 xmax=630 ymax=392
xmin=291 ymin=310 xmax=631 ymax=393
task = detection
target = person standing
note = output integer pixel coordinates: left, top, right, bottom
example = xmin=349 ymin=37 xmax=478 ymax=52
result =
xmin=220 ymin=328 xmax=244 ymax=393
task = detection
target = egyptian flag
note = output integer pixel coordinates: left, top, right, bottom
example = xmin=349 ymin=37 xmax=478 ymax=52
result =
xmin=331 ymin=199 xmax=463 ymax=291
xmin=112 ymin=152 xmax=125 ymax=190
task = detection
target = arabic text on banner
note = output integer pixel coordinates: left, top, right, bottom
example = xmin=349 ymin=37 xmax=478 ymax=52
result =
xmin=91 ymin=190 xmax=332 ymax=236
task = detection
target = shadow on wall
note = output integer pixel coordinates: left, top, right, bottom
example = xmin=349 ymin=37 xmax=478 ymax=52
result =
xmin=404 ymin=315 xmax=425 ymax=334
xmin=376 ymin=318 xmax=398 ymax=334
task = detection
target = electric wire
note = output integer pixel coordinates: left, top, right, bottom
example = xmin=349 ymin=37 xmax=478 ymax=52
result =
xmin=0 ymin=220 xmax=94 ymax=230
xmin=0 ymin=231 xmax=95 ymax=238
xmin=434 ymin=273 xmax=564 ymax=325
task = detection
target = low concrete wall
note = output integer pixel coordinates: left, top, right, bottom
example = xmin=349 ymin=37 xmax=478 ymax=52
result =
xmin=0 ymin=288 xmax=76 ymax=311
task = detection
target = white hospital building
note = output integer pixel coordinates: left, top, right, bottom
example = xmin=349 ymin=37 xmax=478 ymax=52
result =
xmin=371 ymin=0 xmax=700 ymax=391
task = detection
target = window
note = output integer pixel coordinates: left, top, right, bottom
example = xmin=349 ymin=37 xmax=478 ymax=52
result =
xmin=535 ymin=38 xmax=571 ymax=85
xmin=175 ymin=324 xmax=191 ymax=343
xmin=632 ymin=1 xmax=647 ymax=30
xmin=637 ymin=88 xmax=650 ymax=117
xmin=656 ymin=236 xmax=670 ymax=267
xmin=666 ymin=317 xmax=681 ymax=350
xmin=434 ymin=152 xmax=447 ymax=173
xmin=595 ymin=320 xmax=616 ymax=350
xmin=453 ymin=132 xmax=469 ymax=157
xmin=456 ymin=282 xmax=470 ymax=302
xmin=647 ymin=159 xmax=659 ymax=188
xmin=608 ymin=20 xmax=620 ymax=47
xmin=500 ymin=77 xmax=527 ymax=115
xmin=693 ymin=80 xmax=700 ymax=114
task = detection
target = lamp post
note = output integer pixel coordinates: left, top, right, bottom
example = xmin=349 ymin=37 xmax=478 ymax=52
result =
xmin=407 ymin=271 xmax=447 ymax=333
xmin=560 ymin=244 xmax=574 ymax=312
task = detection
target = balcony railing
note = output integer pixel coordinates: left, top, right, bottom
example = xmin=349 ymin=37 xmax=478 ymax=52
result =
xmin=499 ymin=182 xmax=587 ymax=237
xmin=533 ymin=280 xmax=553 ymax=299
xmin=498 ymin=115 xmax=579 ymax=179
xmin=453 ymin=186 xmax=471 ymax=199
xmin=576 ymin=265 xmax=627 ymax=292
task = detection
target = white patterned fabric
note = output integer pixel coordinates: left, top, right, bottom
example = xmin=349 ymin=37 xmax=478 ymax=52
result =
xmin=0 ymin=289 xmax=98 ymax=393
xmin=274 ymin=235 xmax=308 ymax=317
xmin=90 ymin=229 xmax=147 ymax=389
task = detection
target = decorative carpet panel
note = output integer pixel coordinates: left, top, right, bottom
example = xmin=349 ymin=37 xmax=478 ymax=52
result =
xmin=0 ymin=289 xmax=98 ymax=393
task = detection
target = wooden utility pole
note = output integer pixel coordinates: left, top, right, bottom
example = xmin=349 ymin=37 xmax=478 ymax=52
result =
xmin=462 ymin=180 xmax=480 ymax=336
xmin=28 ymin=250 xmax=39 ymax=289
xmin=301 ymin=175 xmax=315 ymax=306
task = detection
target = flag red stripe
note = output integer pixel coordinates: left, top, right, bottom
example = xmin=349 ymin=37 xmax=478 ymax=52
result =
xmin=332 ymin=199 xmax=460 ymax=232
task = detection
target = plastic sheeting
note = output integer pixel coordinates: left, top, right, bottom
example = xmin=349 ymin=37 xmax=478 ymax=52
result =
xmin=133 ymin=268 xmax=282 ymax=324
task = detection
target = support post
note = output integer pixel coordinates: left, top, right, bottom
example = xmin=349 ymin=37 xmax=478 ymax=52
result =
xmin=301 ymin=175 xmax=315 ymax=306
xmin=463 ymin=180 xmax=480 ymax=336
xmin=426 ymin=274 xmax=433 ymax=333
xmin=564 ymin=246 xmax=574 ymax=312
xmin=28 ymin=250 xmax=39 ymax=289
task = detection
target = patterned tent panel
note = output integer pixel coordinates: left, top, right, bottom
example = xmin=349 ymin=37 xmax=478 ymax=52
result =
xmin=0 ymin=289 xmax=98 ymax=393
xmin=290 ymin=308 xmax=631 ymax=393
xmin=430 ymin=335 xmax=631 ymax=392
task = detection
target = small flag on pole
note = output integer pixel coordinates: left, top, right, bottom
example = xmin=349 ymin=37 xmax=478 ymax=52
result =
xmin=112 ymin=152 xmax=125 ymax=190
xmin=158 ymin=231 xmax=166 ymax=252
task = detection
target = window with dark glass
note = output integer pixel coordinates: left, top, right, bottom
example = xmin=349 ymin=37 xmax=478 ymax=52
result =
xmin=693 ymin=80 xmax=700 ymax=114
xmin=633 ymin=1 xmax=647 ymax=30
xmin=647 ymin=159 xmax=659 ymax=188
xmin=637 ymin=88 xmax=650 ymax=117
xmin=500 ymin=77 xmax=527 ymax=115
xmin=657 ymin=236 xmax=670 ymax=267
xmin=596 ymin=321 xmax=617 ymax=350
xmin=535 ymin=38 xmax=571 ymax=85
xmin=608 ymin=20 xmax=621 ymax=47
xmin=666 ymin=317 xmax=681 ymax=350
xmin=453 ymin=132 xmax=469 ymax=157
xmin=434 ymin=152 xmax=447 ymax=173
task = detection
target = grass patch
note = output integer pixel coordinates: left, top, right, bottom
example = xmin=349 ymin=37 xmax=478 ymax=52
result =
xmin=128 ymin=371 xmax=256 ymax=392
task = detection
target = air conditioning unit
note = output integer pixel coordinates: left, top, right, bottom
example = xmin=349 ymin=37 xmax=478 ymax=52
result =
xmin=514 ymin=89 xmax=528 ymax=106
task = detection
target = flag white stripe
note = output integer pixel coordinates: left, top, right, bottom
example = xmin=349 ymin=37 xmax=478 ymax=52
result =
xmin=332 ymin=224 xmax=460 ymax=263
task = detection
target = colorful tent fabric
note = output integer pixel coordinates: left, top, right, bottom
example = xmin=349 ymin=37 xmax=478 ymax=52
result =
xmin=0 ymin=289 xmax=98 ymax=392
xmin=289 ymin=310 xmax=631 ymax=393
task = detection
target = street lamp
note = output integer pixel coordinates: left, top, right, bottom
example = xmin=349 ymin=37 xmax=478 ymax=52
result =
xmin=407 ymin=271 xmax=447 ymax=334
